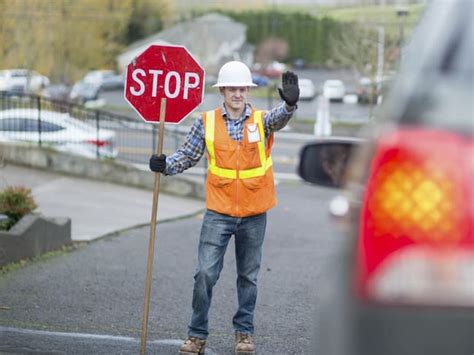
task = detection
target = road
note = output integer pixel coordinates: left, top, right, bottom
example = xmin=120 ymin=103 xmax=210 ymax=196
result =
xmin=0 ymin=183 xmax=343 ymax=354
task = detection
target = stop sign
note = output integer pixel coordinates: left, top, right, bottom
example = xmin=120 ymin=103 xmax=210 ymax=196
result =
xmin=124 ymin=45 xmax=205 ymax=124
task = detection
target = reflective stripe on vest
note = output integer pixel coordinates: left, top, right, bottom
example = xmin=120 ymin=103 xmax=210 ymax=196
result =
xmin=205 ymin=110 xmax=273 ymax=180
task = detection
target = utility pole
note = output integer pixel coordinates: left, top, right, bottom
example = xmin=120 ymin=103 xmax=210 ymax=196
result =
xmin=397 ymin=7 xmax=410 ymax=61
xmin=267 ymin=0 xmax=277 ymax=110
xmin=376 ymin=25 xmax=384 ymax=104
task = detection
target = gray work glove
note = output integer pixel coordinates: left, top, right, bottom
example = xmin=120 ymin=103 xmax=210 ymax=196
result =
xmin=149 ymin=154 xmax=166 ymax=173
xmin=278 ymin=71 xmax=300 ymax=107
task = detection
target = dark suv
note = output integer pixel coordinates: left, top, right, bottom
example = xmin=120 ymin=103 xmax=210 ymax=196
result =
xmin=298 ymin=1 xmax=473 ymax=354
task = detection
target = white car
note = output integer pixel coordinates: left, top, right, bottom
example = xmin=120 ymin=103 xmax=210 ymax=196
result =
xmin=298 ymin=78 xmax=316 ymax=100
xmin=0 ymin=109 xmax=117 ymax=159
xmin=83 ymin=70 xmax=124 ymax=90
xmin=69 ymin=81 xmax=101 ymax=104
xmin=0 ymin=69 xmax=50 ymax=94
xmin=322 ymin=79 xmax=346 ymax=102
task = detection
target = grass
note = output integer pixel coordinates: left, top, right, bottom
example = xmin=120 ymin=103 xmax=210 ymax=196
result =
xmin=183 ymin=2 xmax=425 ymax=41
xmin=183 ymin=2 xmax=425 ymax=25
xmin=321 ymin=4 xmax=424 ymax=39
xmin=273 ymin=3 xmax=425 ymax=40
xmin=0 ymin=243 xmax=86 ymax=276
xmin=318 ymin=4 xmax=425 ymax=24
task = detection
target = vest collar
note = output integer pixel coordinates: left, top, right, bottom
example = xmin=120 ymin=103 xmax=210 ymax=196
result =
xmin=221 ymin=103 xmax=253 ymax=121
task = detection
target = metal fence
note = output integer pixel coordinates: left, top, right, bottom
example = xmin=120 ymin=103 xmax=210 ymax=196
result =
xmin=0 ymin=92 xmax=191 ymax=165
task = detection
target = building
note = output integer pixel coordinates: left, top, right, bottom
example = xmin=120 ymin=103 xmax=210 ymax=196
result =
xmin=117 ymin=13 xmax=254 ymax=78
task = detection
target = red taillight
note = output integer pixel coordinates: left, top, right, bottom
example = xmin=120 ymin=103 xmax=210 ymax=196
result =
xmin=86 ymin=139 xmax=111 ymax=147
xmin=356 ymin=128 xmax=474 ymax=305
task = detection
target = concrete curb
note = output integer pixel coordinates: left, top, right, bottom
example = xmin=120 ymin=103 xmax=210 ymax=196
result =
xmin=0 ymin=214 xmax=72 ymax=267
xmin=92 ymin=208 xmax=205 ymax=243
xmin=0 ymin=142 xmax=205 ymax=200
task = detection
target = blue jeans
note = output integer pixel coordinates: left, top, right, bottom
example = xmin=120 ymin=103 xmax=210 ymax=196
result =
xmin=188 ymin=210 xmax=267 ymax=339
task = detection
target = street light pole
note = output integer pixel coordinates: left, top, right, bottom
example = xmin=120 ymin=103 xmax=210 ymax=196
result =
xmin=376 ymin=25 xmax=385 ymax=104
xmin=397 ymin=8 xmax=409 ymax=47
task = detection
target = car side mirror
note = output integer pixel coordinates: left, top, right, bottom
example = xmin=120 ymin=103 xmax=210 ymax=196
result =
xmin=298 ymin=140 xmax=358 ymax=188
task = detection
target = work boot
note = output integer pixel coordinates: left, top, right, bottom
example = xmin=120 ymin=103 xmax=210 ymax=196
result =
xmin=235 ymin=332 xmax=256 ymax=355
xmin=178 ymin=336 xmax=206 ymax=354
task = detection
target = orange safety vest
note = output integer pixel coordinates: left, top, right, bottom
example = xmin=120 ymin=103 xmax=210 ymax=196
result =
xmin=203 ymin=108 xmax=277 ymax=217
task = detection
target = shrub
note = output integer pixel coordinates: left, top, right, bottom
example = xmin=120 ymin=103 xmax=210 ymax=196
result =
xmin=0 ymin=186 xmax=38 ymax=230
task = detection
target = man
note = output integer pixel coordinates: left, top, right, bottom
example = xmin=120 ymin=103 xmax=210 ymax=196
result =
xmin=149 ymin=61 xmax=299 ymax=355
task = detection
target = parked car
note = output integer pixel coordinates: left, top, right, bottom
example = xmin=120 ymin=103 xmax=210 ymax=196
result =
xmin=355 ymin=77 xmax=376 ymax=104
xmin=41 ymin=84 xmax=71 ymax=102
xmin=298 ymin=78 xmax=316 ymax=101
xmin=0 ymin=69 xmax=50 ymax=95
xmin=0 ymin=109 xmax=117 ymax=159
xmin=252 ymin=73 xmax=269 ymax=86
xmin=253 ymin=61 xmax=286 ymax=79
xmin=322 ymin=79 xmax=345 ymax=102
xmin=356 ymin=75 xmax=394 ymax=105
xmin=69 ymin=81 xmax=101 ymax=105
xmin=292 ymin=58 xmax=306 ymax=69
xmin=83 ymin=70 xmax=124 ymax=90
xmin=298 ymin=1 xmax=473 ymax=354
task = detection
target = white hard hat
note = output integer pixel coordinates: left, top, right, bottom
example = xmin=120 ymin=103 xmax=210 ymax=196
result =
xmin=213 ymin=61 xmax=257 ymax=87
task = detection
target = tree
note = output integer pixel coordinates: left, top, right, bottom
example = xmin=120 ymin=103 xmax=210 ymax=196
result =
xmin=125 ymin=0 xmax=174 ymax=44
xmin=331 ymin=23 xmax=379 ymax=77
xmin=330 ymin=22 xmax=398 ymax=114
xmin=0 ymin=0 xmax=174 ymax=84
xmin=254 ymin=38 xmax=289 ymax=65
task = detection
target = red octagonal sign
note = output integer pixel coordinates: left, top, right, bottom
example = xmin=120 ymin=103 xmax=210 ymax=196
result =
xmin=124 ymin=45 xmax=205 ymax=124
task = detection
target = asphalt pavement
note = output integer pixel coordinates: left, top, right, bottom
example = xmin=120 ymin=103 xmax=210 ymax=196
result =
xmin=0 ymin=163 xmax=341 ymax=354
xmin=0 ymin=68 xmax=362 ymax=354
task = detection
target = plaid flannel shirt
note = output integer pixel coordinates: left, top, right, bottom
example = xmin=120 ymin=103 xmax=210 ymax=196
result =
xmin=164 ymin=102 xmax=296 ymax=175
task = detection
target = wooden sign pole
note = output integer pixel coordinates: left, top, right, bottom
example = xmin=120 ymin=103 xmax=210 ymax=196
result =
xmin=140 ymin=97 xmax=167 ymax=354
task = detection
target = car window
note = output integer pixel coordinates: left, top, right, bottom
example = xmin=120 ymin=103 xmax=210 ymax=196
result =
xmin=30 ymin=119 xmax=65 ymax=132
xmin=401 ymin=11 xmax=473 ymax=134
xmin=0 ymin=118 xmax=24 ymax=131
xmin=11 ymin=72 xmax=27 ymax=78
xmin=0 ymin=118 xmax=64 ymax=132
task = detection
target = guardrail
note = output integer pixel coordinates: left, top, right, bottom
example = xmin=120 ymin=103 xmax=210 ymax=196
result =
xmin=0 ymin=92 xmax=190 ymax=164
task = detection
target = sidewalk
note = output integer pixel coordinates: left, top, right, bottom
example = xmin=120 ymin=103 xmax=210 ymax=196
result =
xmin=0 ymin=163 xmax=205 ymax=241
